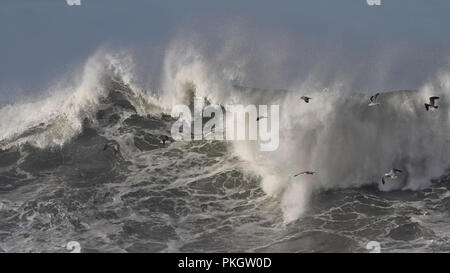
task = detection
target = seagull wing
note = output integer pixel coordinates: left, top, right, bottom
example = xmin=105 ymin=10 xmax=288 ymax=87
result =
xmin=300 ymin=96 xmax=311 ymax=102
xmin=382 ymin=176 xmax=386 ymax=185
xmin=393 ymin=168 xmax=402 ymax=173
xmin=370 ymin=93 xmax=379 ymax=103
xmin=430 ymin=96 xmax=440 ymax=103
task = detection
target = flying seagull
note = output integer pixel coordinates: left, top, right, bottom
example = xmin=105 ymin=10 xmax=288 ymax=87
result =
xmin=103 ymin=142 xmax=120 ymax=155
xmin=256 ymin=116 xmax=267 ymax=121
xmin=369 ymin=93 xmax=380 ymax=106
xmin=381 ymin=168 xmax=402 ymax=184
xmin=160 ymin=135 xmax=170 ymax=144
xmin=204 ymin=127 xmax=217 ymax=138
xmin=294 ymin=171 xmax=315 ymax=177
xmin=425 ymin=96 xmax=440 ymax=111
xmin=300 ymin=96 xmax=312 ymax=103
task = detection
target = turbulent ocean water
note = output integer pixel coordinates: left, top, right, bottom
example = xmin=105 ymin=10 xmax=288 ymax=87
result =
xmin=1 ymin=53 xmax=450 ymax=253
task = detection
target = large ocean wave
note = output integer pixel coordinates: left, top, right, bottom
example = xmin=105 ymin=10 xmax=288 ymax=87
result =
xmin=1 ymin=42 xmax=450 ymax=227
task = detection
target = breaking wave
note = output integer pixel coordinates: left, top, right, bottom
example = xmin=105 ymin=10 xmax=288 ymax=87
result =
xmin=1 ymin=40 xmax=450 ymax=228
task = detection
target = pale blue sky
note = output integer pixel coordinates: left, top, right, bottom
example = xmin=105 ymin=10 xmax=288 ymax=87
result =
xmin=1 ymin=0 xmax=450 ymax=100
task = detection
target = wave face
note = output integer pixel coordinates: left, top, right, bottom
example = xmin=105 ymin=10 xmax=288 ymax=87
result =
xmin=1 ymin=49 xmax=450 ymax=252
xmin=237 ymin=88 xmax=450 ymax=223
xmin=159 ymin=39 xmax=450 ymax=223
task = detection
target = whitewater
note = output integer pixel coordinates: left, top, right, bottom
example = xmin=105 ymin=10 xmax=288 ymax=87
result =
xmin=1 ymin=44 xmax=450 ymax=252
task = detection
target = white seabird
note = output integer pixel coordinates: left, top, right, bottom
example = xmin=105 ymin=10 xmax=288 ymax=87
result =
xmin=369 ymin=93 xmax=380 ymax=106
xmin=103 ymin=142 xmax=120 ymax=155
xmin=300 ymin=96 xmax=312 ymax=103
xmin=425 ymin=96 xmax=440 ymax=111
xmin=159 ymin=135 xmax=170 ymax=144
xmin=381 ymin=168 xmax=402 ymax=184
xmin=294 ymin=171 xmax=315 ymax=177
